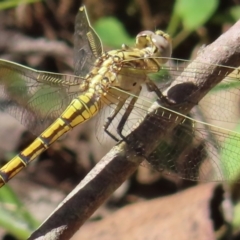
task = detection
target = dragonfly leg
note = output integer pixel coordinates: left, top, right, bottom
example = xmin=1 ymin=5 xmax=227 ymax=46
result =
xmin=146 ymin=81 xmax=174 ymax=105
xmin=116 ymin=95 xmax=138 ymax=140
xmin=104 ymin=86 xmax=141 ymax=141
xmin=104 ymin=100 xmax=126 ymax=141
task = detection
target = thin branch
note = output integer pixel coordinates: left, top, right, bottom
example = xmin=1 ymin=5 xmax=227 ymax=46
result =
xmin=29 ymin=20 xmax=240 ymax=240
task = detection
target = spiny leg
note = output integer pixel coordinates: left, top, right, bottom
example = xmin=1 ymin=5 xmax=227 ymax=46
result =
xmin=147 ymin=80 xmax=200 ymax=107
xmin=117 ymin=87 xmax=150 ymax=157
xmin=104 ymin=87 xmax=141 ymax=141
xmin=116 ymin=90 xmax=140 ymax=140
xmin=104 ymin=99 xmax=126 ymax=141
xmin=146 ymin=80 xmax=173 ymax=105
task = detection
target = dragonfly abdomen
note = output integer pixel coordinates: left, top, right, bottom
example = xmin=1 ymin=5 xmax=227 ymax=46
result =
xmin=0 ymin=90 xmax=100 ymax=187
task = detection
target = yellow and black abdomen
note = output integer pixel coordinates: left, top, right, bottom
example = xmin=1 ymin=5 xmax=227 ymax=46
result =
xmin=0 ymin=90 xmax=100 ymax=187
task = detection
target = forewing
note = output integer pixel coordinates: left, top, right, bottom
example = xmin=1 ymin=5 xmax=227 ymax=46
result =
xmin=147 ymin=60 xmax=240 ymax=182
xmin=0 ymin=59 xmax=82 ymax=135
xmin=74 ymin=6 xmax=103 ymax=77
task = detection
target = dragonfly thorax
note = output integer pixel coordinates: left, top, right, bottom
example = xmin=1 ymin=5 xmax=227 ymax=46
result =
xmin=80 ymin=29 xmax=173 ymax=108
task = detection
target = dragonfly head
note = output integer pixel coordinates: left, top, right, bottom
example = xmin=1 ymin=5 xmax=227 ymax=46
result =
xmin=135 ymin=30 xmax=172 ymax=64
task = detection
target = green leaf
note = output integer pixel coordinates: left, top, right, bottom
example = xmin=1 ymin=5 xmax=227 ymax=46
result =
xmin=229 ymin=6 xmax=240 ymax=22
xmin=0 ymin=185 xmax=39 ymax=238
xmin=210 ymin=80 xmax=240 ymax=93
xmin=0 ymin=0 xmax=41 ymax=10
xmin=94 ymin=17 xmax=135 ymax=48
xmin=220 ymin=123 xmax=240 ymax=181
xmin=232 ymin=202 xmax=240 ymax=230
xmin=174 ymin=0 xmax=219 ymax=31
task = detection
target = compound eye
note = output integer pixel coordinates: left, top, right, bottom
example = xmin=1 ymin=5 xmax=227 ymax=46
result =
xmin=152 ymin=31 xmax=172 ymax=60
xmin=135 ymin=31 xmax=154 ymax=48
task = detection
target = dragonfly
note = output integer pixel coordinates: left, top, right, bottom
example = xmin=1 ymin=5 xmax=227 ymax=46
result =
xmin=0 ymin=6 xmax=240 ymax=187
xmin=0 ymin=6 xmax=173 ymax=187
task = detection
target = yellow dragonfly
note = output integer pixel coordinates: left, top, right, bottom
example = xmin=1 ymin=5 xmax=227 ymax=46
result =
xmin=0 ymin=6 xmax=240 ymax=187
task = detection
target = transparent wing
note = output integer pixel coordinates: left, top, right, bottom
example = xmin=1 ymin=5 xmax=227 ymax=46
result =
xmin=0 ymin=6 xmax=103 ymax=135
xmin=142 ymin=109 xmax=240 ymax=182
xmin=0 ymin=59 xmax=82 ymax=135
xmin=108 ymin=57 xmax=240 ymax=182
xmin=159 ymin=58 xmax=240 ymax=125
xmin=74 ymin=6 xmax=103 ymax=77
